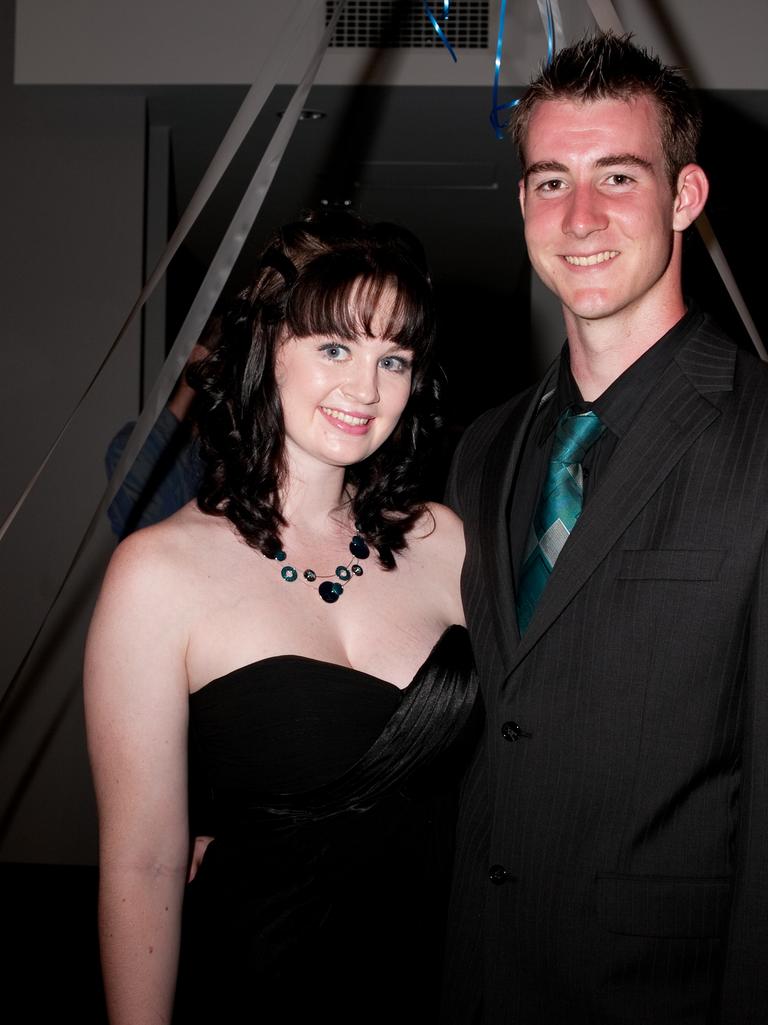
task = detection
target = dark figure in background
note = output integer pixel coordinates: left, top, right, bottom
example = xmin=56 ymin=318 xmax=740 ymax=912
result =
xmin=104 ymin=321 xmax=219 ymax=538
xmin=444 ymin=33 xmax=768 ymax=1025
xmin=85 ymin=212 xmax=477 ymax=1025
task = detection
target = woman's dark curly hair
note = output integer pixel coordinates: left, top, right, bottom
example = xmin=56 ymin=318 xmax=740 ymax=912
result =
xmin=190 ymin=210 xmax=441 ymax=569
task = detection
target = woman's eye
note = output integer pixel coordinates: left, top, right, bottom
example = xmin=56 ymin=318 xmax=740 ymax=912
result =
xmin=319 ymin=343 xmax=349 ymax=360
xmin=379 ymin=355 xmax=411 ymax=373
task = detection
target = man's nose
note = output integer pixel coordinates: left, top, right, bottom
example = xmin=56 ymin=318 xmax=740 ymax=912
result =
xmin=562 ymin=184 xmax=608 ymax=238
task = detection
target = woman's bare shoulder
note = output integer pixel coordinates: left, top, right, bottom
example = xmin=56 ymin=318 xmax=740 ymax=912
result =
xmin=401 ymin=503 xmax=465 ymax=625
xmin=85 ymin=505 xmax=236 ymax=697
xmin=402 ymin=501 xmax=464 ymax=577
xmin=99 ymin=503 xmax=225 ymax=613
xmin=411 ymin=501 xmax=465 ymax=554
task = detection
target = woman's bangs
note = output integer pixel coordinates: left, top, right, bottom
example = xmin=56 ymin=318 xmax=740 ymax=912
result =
xmin=285 ymin=263 xmax=431 ymax=354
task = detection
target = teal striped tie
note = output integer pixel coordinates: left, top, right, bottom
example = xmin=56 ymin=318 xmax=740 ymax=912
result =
xmin=517 ymin=409 xmax=605 ymax=633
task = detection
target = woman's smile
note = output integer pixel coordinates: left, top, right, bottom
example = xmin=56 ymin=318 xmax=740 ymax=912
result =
xmin=319 ymin=405 xmax=375 ymax=432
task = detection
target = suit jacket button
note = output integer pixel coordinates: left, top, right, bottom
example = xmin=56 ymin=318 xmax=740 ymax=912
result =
xmin=488 ymin=864 xmax=510 ymax=885
xmin=501 ymin=720 xmax=531 ymax=741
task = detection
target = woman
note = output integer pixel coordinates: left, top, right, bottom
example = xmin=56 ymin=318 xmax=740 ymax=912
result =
xmin=84 ymin=212 xmax=477 ymax=1025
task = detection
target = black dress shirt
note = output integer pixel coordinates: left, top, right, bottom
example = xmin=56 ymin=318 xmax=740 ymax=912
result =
xmin=509 ymin=307 xmax=699 ymax=583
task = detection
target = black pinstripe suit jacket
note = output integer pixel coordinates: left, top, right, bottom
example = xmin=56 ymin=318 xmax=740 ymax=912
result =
xmin=442 ymin=312 xmax=768 ymax=1024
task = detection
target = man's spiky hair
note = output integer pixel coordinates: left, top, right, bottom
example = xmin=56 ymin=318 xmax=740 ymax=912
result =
xmin=510 ymin=32 xmax=702 ymax=186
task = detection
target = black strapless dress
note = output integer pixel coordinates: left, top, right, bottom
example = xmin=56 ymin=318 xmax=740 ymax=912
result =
xmin=174 ymin=626 xmax=478 ymax=1025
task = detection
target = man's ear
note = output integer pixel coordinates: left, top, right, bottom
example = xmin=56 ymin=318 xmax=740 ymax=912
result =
xmin=518 ymin=178 xmax=526 ymax=220
xmin=672 ymin=164 xmax=709 ymax=231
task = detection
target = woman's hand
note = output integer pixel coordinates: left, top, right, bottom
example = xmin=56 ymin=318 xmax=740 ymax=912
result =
xmin=187 ymin=836 xmax=214 ymax=883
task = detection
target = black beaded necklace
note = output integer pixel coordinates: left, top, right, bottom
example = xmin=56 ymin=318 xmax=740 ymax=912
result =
xmin=271 ymin=526 xmax=371 ymax=603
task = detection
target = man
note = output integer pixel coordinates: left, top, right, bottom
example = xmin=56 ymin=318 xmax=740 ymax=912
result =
xmin=444 ymin=32 xmax=768 ymax=1024
xmin=105 ymin=318 xmax=220 ymax=538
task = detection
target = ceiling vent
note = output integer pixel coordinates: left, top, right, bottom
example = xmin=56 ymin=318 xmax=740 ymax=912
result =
xmin=327 ymin=0 xmax=489 ymax=50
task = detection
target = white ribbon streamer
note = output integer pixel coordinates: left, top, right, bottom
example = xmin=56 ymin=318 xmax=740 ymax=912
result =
xmin=537 ymin=0 xmax=565 ymax=50
xmin=0 ymin=0 xmax=323 ymax=546
xmin=583 ymin=0 xmax=624 ymax=34
xmin=584 ymin=0 xmax=764 ymax=361
xmin=0 ymin=0 xmax=348 ymax=701
xmin=697 ymin=212 xmax=767 ymax=360
xmin=104 ymin=0 xmax=348 ymax=528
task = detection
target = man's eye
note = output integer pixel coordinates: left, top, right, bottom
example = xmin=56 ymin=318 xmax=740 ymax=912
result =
xmin=537 ymin=179 xmax=564 ymax=193
xmin=607 ymin=174 xmax=634 ymax=186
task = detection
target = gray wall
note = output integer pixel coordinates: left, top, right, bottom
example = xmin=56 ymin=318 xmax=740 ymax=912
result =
xmin=0 ymin=0 xmax=146 ymax=863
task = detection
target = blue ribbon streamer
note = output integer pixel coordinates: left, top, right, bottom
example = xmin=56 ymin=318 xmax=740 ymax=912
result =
xmin=490 ymin=0 xmax=555 ymax=139
xmin=423 ymin=0 xmax=457 ymax=62
xmin=545 ymin=0 xmax=555 ymax=63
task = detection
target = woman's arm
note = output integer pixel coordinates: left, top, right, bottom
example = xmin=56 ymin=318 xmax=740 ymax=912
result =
xmin=84 ymin=531 xmax=191 ymax=1025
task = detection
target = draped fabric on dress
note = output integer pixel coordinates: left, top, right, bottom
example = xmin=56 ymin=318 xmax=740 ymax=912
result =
xmin=175 ymin=626 xmax=479 ymax=1025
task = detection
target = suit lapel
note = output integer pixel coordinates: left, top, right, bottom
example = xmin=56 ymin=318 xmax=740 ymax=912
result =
xmin=477 ymin=368 xmax=558 ymax=671
xmin=505 ymin=329 xmax=736 ymax=678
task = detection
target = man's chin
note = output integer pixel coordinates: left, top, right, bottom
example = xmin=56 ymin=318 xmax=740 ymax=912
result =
xmin=561 ymin=294 xmax=618 ymax=324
